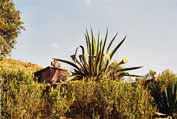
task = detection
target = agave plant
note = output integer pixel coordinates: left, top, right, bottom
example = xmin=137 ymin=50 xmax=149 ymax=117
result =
xmin=54 ymin=29 xmax=142 ymax=79
xmin=148 ymin=81 xmax=177 ymax=118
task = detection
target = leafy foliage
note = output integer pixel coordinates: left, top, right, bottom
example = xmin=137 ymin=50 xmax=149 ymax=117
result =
xmin=0 ymin=59 xmax=74 ymax=119
xmin=0 ymin=0 xmax=23 ymax=56
xmin=55 ymin=29 xmax=142 ymax=79
xmin=1 ymin=75 xmax=44 ymax=119
xmin=66 ymin=79 xmax=155 ymax=119
xmin=1 ymin=58 xmax=176 ymax=119
xmin=43 ymin=84 xmax=75 ymax=118
xmin=147 ymin=70 xmax=177 ymax=118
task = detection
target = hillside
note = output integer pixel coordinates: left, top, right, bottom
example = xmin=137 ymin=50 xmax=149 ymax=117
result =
xmin=0 ymin=58 xmax=42 ymax=73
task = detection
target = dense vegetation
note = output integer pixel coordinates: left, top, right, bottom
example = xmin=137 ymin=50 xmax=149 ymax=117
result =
xmin=1 ymin=58 xmax=177 ymax=119
xmin=0 ymin=1 xmax=176 ymax=119
xmin=0 ymin=0 xmax=23 ymax=56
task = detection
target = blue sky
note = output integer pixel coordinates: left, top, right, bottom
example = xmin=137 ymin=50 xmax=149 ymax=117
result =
xmin=12 ymin=0 xmax=177 ymax=74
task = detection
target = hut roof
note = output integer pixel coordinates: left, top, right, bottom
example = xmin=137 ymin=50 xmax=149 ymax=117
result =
xmin=34 ymin=66 xmax=67 ymax=76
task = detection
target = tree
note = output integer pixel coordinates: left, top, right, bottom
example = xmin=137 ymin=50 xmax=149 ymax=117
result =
xmin=0 ymin=0 xmax=23 ymax=56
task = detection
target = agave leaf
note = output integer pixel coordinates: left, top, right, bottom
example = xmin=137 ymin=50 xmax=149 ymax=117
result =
xmin=93 ymin=33 xmax=101 ymax=74
xmin=96 ymin=60 xmax=101 ymax=75
xmin=126 ymin=74 xmax=142 ymax=77
xmin=149 ymin=81 xmax=177 ymax=116
xmin=102 ymin=29 xmax=108 ymax=55
xmin=110 ymin=36 xmax=126 ymax=59
xmin=55 ymin=29 xmax=142 ymax=79
xmin=99 ymin=39 xmax=103 ymax=52
xmin=154 ymin=112 xmax=167 ymax=116
xmin=121 ymin=73 xmax=143 ymax=77
xmin=96 ymin=39 xmax=102 ymax=63
xmin=79 ymin=45 xmax=88 ymax=67
xmin=71 ymin=70 xmax=84 ymax=79
xmin=70 ymin=47 xmax=79 ymax=62
xmin=91 ymin=29 xmax=94 ymax=56
xmin=99 ymin=29 xmax=108 ymax=71
xmin=91 ymin=29 xmax=95 ymax=57
xmin=54 ymin=58 xmax=80 ymax=71
xmin=79 ymin=55 xmax=87 ymax=69
xmin=93 ymin=37 xmax=97 ymax=56
xmin=165 ymin=86 xmax=171 ymax=108
xmin=85 ymin=30 xmax=93 ymax=75
xmin=116 ymin=66 xmax=143 ymax=72
xmin=106 ymin=32 xmax=118 ymax=53
xmin=79 ymin=55 xmax=89 ymax=75
xmin=95 ymin=39 xmax=102 ymax=73
xmin=70 ymin=55 xmax=76 ymax=62
xmin=91 ymin=29 xmax=97 ymax=73
xmin=71 ymin=47 xmax=85 ymax=71
xmin=85 ymin=30 xmax=91 ymax=56
xmin=103 ymin=53 xmax=111 ymax=72
xmin=73 ymin=69 xmax=83 ymax=75
xmin=97 ymin=32 xmax=100 ymax=55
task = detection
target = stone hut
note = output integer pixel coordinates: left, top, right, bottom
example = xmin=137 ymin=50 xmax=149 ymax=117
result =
xmin=34 ymin=59 xmax=68 ymax=83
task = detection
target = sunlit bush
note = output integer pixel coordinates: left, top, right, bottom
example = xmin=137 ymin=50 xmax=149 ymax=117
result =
xmin=67 ymin=78 xmax=155 ymax=119
xmin=0 ymin=58 xmax=74 ymax=119
xmin=2 ymin=58 xmax=176 ymax=119
xmin=1 ymin=71 xmax=44 ymax=119
xmin=42 ymin=84 xmax=75 ymax=118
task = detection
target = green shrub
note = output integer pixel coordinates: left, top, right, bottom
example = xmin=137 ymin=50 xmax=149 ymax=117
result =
xmin=147 ymin=70 xmax=177 ymax=118
xmin=67 ymin=79 xmax=155 ymax=119
xmin=0 ymin=58 xmax=77 ymax=119
xmin=3 ymin=58 xmax=177 ymax=119
xmin=0 ymin=66 xmax=75 ymax=119
xmin=0 ymin=68 xmax=45 ymax=119
xmin=43 ymin=84 xmax=75 ymax=118
xmin=0 ymin=68 xmax=156 ymax=119
xmin=67 ymin=79 xmax=96 ymax=116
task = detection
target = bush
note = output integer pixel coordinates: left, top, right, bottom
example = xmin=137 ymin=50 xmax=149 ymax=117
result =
xmin=95 ymin=80 xmax=155 ymax=119
xmin=1 ymin=71 xmax=44 ymax=119
xmin=3 ymin=58 xmax=176 ymax=119
xmin=147 ymin=70 xmax=177 ymax=118
xmin=42 ymin=84 xmax=75 ymax=118
xmin=0 ymin=58 xmax=74 ymax=119
xmin=67 ymin=79 xmax=155 ymax=119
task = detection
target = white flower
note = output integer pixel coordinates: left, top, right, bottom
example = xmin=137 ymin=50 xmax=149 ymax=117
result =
xmin=118 ymin=57 xmax=128 ymax=65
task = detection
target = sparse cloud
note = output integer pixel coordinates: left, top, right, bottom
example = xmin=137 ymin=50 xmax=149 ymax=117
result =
xmin=84 ymin=0 xmax=92 ymax=6
xmin=50 ymin=43 xmax=59 ymax=49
